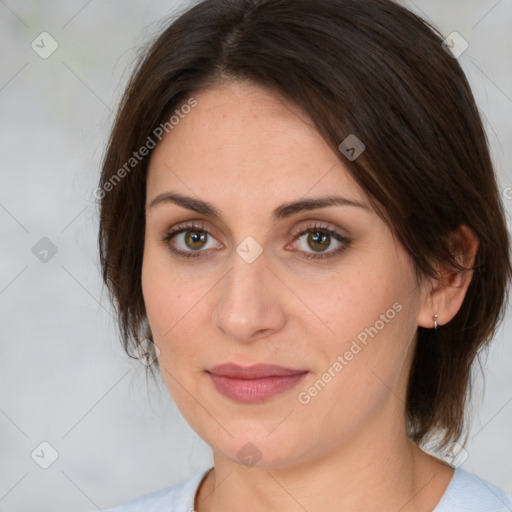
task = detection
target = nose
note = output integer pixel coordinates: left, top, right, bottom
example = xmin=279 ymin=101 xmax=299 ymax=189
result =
xmin=211 ymin=248 xmax=287 ymax=344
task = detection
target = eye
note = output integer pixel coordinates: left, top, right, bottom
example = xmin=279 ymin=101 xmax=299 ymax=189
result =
xmin=161 ymin=221 xmax=351 ymax=260
xmin=288 ymin=223 xmax=350 ymax=260
xmin=161 ymin=222 xmax=221 ymax=259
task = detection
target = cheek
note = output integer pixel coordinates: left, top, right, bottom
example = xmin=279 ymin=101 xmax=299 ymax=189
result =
xmin=141 ymin=249 xmax=184 ymax=354
xmin=141 ymin=264 xmax=202 ymax=410
xmin=142 ymin=240 xmax=193 ymax=334
xmin=299 ymin=264 xmax=397 ymax=347
xmin=299 ymin=254 xmax=417 ymax=387
xmin=141 ymin=248 xmax=213 ymax=377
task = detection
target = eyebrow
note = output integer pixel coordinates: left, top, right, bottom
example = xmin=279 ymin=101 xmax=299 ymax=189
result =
xmin=148 ymin=192 xmax=369 ymax=222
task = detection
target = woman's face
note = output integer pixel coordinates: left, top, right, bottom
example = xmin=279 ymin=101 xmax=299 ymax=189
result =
xmin=142 ymin=80 xmax=431 ymax=468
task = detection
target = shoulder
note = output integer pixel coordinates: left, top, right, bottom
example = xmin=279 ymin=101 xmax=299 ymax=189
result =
xmin=435 ymin=468 xmax=512 ymax=512
xmin=100 ymin=468 xmax=212 ymax=512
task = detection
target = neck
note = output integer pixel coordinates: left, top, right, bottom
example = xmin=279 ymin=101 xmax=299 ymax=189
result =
xmin=195 ymin=412 xmax=454 ymax=512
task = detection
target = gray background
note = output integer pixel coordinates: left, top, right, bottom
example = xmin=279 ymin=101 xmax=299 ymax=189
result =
xmin=1 ymin=1 xmax=511 ymax=510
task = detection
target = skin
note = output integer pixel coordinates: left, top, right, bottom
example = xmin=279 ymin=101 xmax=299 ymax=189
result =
xmin=141 ymin=80 xmax=479 ymax=512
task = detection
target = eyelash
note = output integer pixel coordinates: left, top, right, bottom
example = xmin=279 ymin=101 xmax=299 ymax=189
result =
xmin=161 ymin=221 xmax=350 ymax=261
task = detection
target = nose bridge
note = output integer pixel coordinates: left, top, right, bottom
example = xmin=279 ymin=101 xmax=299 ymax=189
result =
xmin=212 ymin=244 xmax=285 ymax=341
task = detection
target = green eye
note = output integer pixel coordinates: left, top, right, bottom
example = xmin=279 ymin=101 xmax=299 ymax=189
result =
xmin=162 ymin=222 xmax=350 ymax=261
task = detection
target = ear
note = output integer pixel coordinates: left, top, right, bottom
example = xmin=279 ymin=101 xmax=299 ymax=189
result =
xmin=417 ymin=224 xmax=480 ymax=329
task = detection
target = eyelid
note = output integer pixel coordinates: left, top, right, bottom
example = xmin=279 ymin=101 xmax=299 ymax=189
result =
xmin=163 ymin=220 xmax=220 ymax=240
xmin=289 ymin=220 xmax=348 ymax=240
xmin=164 ymin=219 xmax=347 ymax=240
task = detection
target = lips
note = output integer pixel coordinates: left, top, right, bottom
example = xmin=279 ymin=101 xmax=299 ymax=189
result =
xmin=207 ymin=363 xmax=308 ymax=403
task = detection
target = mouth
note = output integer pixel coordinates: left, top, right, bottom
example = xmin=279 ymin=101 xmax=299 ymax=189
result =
xmin=206 ymin=363 xmax=309 ymax=403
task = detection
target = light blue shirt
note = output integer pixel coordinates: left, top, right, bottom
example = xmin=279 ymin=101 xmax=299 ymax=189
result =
xmin=100 ymin=467 xmax=512 ymax=511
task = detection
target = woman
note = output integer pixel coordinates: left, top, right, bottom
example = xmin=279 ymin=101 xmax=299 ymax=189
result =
xmin=96 ymin=0 xmax=512 ymax=510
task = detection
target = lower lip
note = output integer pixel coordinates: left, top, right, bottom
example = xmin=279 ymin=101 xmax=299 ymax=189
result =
xmin=208 ymin=372 xmax=308 ymax=403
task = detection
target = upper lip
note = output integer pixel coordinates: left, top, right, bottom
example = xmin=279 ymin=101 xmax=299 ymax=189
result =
xmin=207 ymin=363 xmax=308 ymax=379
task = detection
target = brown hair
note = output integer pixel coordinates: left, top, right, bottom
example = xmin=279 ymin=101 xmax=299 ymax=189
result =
xmin=97 ymin=0 xmax=511 ymax=450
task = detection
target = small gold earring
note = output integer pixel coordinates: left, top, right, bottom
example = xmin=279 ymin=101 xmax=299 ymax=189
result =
xmin=434 ymin=314 xmax=438 ymax=330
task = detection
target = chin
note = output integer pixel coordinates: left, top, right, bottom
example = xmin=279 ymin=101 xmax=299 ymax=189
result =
xmin=204 ymin=428 xmax=310 ymax=470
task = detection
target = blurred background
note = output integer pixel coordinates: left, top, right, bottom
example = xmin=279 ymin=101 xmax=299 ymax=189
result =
xmin=1 ymin=1 xmax=511 ymax=510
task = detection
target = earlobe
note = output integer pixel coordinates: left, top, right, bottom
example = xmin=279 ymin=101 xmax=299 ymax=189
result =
xmin=417 ymin=224 xmax=480 ymax=329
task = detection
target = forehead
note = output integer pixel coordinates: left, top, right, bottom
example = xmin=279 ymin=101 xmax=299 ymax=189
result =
xmin=146 ymin=81 xmax=368 ymax=209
